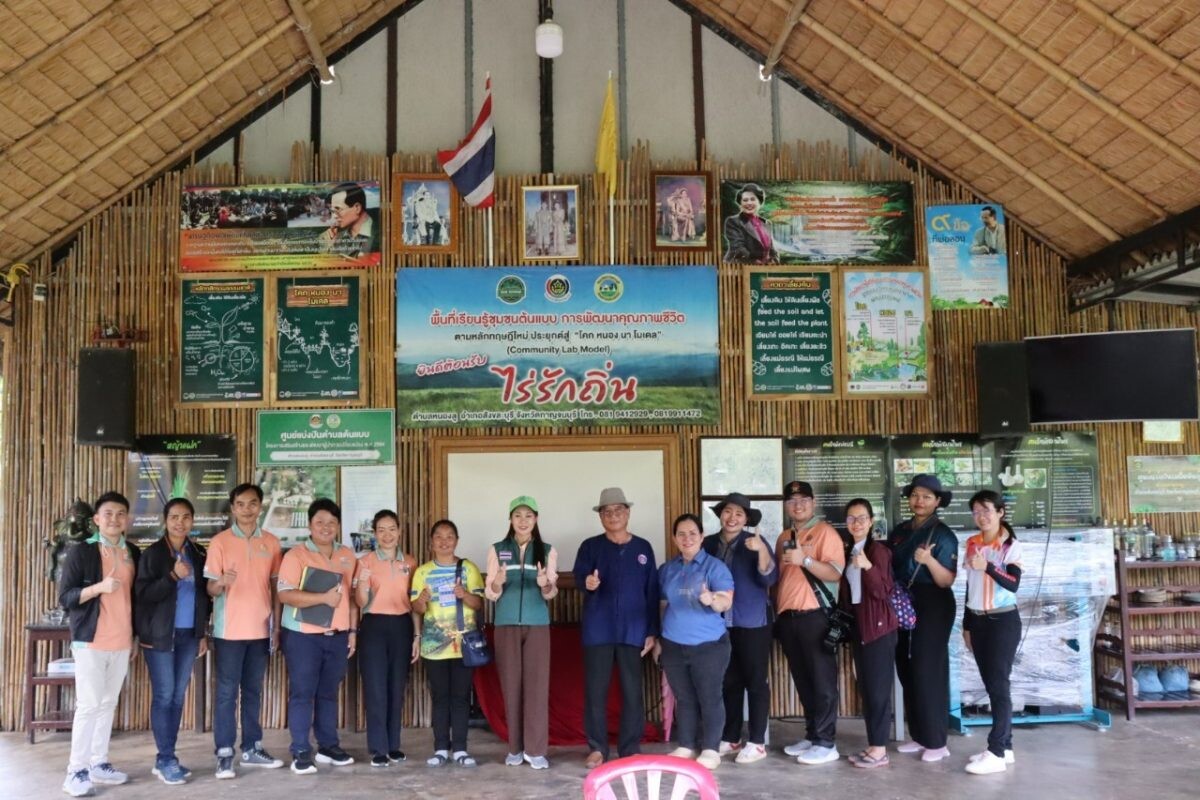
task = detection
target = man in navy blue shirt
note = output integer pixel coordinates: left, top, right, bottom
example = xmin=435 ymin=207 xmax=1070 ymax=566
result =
xmin=573 ymin=487 xmax=659 ymax=770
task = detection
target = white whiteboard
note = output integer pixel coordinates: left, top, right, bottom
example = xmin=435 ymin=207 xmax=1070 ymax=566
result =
xmin=447 ymin=450 xmax=668 ymax=572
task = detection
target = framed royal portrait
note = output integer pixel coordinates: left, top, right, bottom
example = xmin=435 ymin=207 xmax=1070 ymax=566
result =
xmin=651 ymin=171 xmax=710 ymax=252
xmin=393 ymin=173 xmax=459 ymax=254
xmin=521 ymin=184 xmax=580 ymax=261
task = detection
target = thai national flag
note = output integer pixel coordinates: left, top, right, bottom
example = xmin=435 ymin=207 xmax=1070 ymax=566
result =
xmin=438 ymin=77 xmax=495 ymax=208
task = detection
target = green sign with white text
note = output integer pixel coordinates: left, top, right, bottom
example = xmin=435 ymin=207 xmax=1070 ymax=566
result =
xmin=256 ymin=410 xmax=395 ymax=466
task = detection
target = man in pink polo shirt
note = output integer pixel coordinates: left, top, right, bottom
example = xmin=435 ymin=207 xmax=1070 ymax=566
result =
xmin=58 ymin=491 xmax=141 ymax=797
xmin=204 ymin=483 xmax=283 ymax=779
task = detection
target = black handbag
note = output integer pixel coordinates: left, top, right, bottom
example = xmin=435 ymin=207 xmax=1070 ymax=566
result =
xmin=454 ymin=560 xmax=492 ymax=668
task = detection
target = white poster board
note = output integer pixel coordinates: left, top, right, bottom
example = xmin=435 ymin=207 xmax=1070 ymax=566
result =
xmin=447 ymin=449 xmax=668 ymax=572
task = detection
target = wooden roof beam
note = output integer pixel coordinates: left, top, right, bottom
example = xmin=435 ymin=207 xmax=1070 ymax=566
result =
xmin=286 ymin=0 xmax=336 ymax=84
xmin=940 ymin=0 xmax=1200 ymax=176
xmin=839 ymin=0 xmax=1166 ymax=221
xmin=1071 ymin=0 xmax=1200 ymax=94
xmin=761 ymin=0 xmax=810 ymax=79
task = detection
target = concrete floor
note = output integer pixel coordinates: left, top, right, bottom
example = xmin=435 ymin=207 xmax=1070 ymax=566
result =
xmin=4 ymin=714 xmax=1197 ymax=800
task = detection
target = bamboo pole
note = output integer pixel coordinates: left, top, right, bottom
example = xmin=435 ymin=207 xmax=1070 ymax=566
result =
xmin=1070 ymin=0 xmax=1200 ymax=94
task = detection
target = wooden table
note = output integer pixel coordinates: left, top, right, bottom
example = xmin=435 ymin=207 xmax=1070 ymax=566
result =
xmin=24 ymin=623 xmax=73 ymax=743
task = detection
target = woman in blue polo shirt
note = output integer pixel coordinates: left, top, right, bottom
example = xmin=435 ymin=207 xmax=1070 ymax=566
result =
xmin=654 ymin=513 xmax=735 ymax=772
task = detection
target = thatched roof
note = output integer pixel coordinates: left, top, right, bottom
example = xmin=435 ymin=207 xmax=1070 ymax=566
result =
xmin=2 ymin=0 xmax=1199 ymax=276
xmin=0 ymin=0 xmax=409 ymax=265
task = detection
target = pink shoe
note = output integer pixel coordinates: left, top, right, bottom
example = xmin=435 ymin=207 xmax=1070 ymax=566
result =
xmin=896 ymin=741 xmax=924 ymax=754
xmin=921 ymin=746 xmax=951 ymax=762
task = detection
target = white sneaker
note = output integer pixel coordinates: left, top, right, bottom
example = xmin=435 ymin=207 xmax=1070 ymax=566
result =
xmin=896 ymin=740 xmax=924 ymax=753
xmin=87 ymin=763 xmax=128 ymax=786
xmin=668 ymin=747 xmax=695 ymax=759
xmin=505 ymin=752 xmax=524 ymax=766
xmin=524 ymin=754 xmax=550 ymax=770
xmin=969 ymin=749 xmax=1015 ymax=764
xmin=965 ymin=750 xmax=1007 ymax=774
xmin=696 ymin=750 xmax=721 ymax=770
xmin=797 ymin=745 xmax=839 ymax=765
xmin=783 ymin=740 xmax=813 ymax=756
xmin=735 ymin=743 xmax=767 ymax=764
xmin=717 ymin=740 xmax=741 ymax=756
xmin=62 ymin=769 xmax=93 ymax=797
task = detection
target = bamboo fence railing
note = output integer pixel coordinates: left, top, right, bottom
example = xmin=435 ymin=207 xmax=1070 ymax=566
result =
xmin=1 ymin=138 xmax=1197 ymax=732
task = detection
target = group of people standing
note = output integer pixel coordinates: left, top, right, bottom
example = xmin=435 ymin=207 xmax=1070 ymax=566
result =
xmin=653 ymin=474 xmax=1023 ymax=777
xmin=56 ymin=473 xmax=1021 ymax=796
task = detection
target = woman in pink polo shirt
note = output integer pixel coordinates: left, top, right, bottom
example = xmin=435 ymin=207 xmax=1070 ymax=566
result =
xmin=276 ymin=498 xmax=358 ymax=776
xmin=354 ymin=509 xmax=418 ymax=768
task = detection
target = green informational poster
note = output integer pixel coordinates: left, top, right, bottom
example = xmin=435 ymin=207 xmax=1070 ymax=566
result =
xmin=256 ymin=409 xmax=395 ymax=466
xmin=180 ymin=278 xmax=265 ymax=404
xmin=889 ymin=435 xmax=992 ymax=531
xmin=1127 ymin=455 xmax=1200 ymax=514
xmin=274 ymin=275 xmax=362 ymax=403
xmin=747 ymin=269 xmax=838 ymax=397
xmin=787 ymin=436 xmax=890 ymax=530
xmin=994 ymin=433 xmax=1099 ymax=528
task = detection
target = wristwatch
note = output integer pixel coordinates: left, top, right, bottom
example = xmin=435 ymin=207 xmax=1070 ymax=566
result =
xmin=802 ymin=556 xmax=813 ymax=568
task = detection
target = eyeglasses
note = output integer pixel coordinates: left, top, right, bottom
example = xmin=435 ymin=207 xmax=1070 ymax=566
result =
xmin=972 ymin=508 xmax=998 ymax=517
xmin=845 ymin=514 xmax=872 ymax=524
xmin=599 ymin=506 xmax=628 ymax=516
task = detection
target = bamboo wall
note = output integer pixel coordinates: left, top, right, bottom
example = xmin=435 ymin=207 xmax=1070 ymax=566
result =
xmin=3 ymin=139 xmax=1198 ymax=732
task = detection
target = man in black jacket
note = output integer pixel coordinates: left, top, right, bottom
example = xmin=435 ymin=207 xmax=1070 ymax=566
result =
xmin=58 ymin=491 xmax=141 ymax=798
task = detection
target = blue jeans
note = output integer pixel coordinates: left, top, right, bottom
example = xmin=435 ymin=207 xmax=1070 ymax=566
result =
xmin=282 ymin=629 xmax=350 ymax=755
xmin=144 ymin=629 xmax=201 ymax=764
xmin=212 ymin=637 xmax=269 ymax=754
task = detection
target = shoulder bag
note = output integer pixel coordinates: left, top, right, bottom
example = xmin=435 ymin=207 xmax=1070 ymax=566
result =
xmin=455 ymin=559 xmax=493 ymax=667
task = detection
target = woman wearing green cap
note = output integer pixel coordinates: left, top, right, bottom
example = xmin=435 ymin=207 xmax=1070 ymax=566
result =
xmin=485 ymin=496 xmax=559 ymax=770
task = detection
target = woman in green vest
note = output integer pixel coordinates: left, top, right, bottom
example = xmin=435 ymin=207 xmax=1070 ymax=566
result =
xmin=485 ymin=496 xmax=559 ymax=770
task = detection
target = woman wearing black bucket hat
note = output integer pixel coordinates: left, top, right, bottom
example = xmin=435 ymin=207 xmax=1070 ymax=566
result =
xmin=887 ymin=474 xmax=958 ymax=763
xmin=702 ymin=493 xmax=777 ymax=765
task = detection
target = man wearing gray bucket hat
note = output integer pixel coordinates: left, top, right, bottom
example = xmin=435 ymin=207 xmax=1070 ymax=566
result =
xmin=574 ymin=488 xmax=659 ymax=770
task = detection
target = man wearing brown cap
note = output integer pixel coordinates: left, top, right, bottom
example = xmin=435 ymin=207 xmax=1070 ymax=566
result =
xmin=573 ymin=488 xmax=659 ymax=769
xmin=774 ymin=481 xmax=845 ymax=766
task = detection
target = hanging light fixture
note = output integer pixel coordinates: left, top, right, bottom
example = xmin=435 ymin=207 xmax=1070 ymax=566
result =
xmin=536 ymin=14 xmax=563 ymax=59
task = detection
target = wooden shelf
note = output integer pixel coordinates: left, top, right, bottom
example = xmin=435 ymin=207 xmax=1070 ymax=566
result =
xmin=1093 ymin=556 xmax=1200 ymax=721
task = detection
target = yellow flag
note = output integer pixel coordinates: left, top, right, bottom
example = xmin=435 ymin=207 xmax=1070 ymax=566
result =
xmin=595 ymin=75 xmax=618 ymax=197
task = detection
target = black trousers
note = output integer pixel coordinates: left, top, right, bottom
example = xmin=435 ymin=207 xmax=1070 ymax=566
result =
xmin=852 ymin=629 xmax=897 ymax=747
xmin=965 ymin=609 xmax=1021 ymax=757
xmin=583 ymin=644 xmax=644 ymax=758
xmin=359 ymin=613 xmax=413 ymax=755
xmin=895 ymin=584 xmax=956 ymax=749
xmin=776 ymin=610 xmax=839 ymax=747
xmin=660 ymin=635 xmax=730 ymax=752
xmin=721 ymin=625 xmax=772 ymax=744
xmin=423 ymin=657 xmax=473 ymax=752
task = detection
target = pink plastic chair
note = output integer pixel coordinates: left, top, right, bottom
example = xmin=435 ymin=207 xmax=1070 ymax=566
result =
xmin=583 ymin=755 xmax=720 ymax=800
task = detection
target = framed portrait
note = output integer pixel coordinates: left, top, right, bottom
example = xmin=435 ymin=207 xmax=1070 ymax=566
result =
xmin=393 ymin=173 xmax=458 ymax=254
xmin=651 ymin=171 xmax=710 ymax=251
xmin=521 ymin=184 xmax=580 ymax=261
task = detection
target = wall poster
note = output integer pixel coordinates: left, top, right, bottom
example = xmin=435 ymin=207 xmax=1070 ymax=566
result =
xmin=926 ymin=203 xmax=1009 ymax=309
xmin=179 ymin=276 xmax=265 ymax=405
xmin=272 ymin=274 xmax=363 ymax=405
xmin=719 ymin=180 xmax=915 ymax=265
xmin=1127 ymin=455 xmax=1200 ymax=514
xmin=746 ymin=267 xmax=840 ymax=399
xmin=180 ymin=181 xmax=382 ymax=271
xmin=125 ymin=435 xmax=237 ymax=543
xmin=395 ymin=266 xmax=720 ymax=428
xmin=842 ymin=268 xmax=930 ymax=396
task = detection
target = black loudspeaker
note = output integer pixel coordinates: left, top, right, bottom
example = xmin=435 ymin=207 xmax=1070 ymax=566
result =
xmin=76 ymin=348 xmax=136 ymax=448
xmin=976 ymin=342 xmax=1030 ymax=438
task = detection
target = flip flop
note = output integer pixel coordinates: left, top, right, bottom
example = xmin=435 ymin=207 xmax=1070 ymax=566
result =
xmin=453 ymin=753 xmax=477 ymax=767
xmin=851 ymin=753 xmax=889 ymax=769
xmin=847 ymin=750 xmax=872 ymax=764
xmin=426 ymin=753 xmax=448 ymax=767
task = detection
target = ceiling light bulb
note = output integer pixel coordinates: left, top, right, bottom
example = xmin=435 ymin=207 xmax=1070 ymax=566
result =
xmin=536 ymin=19 xmax=563 ymax=59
